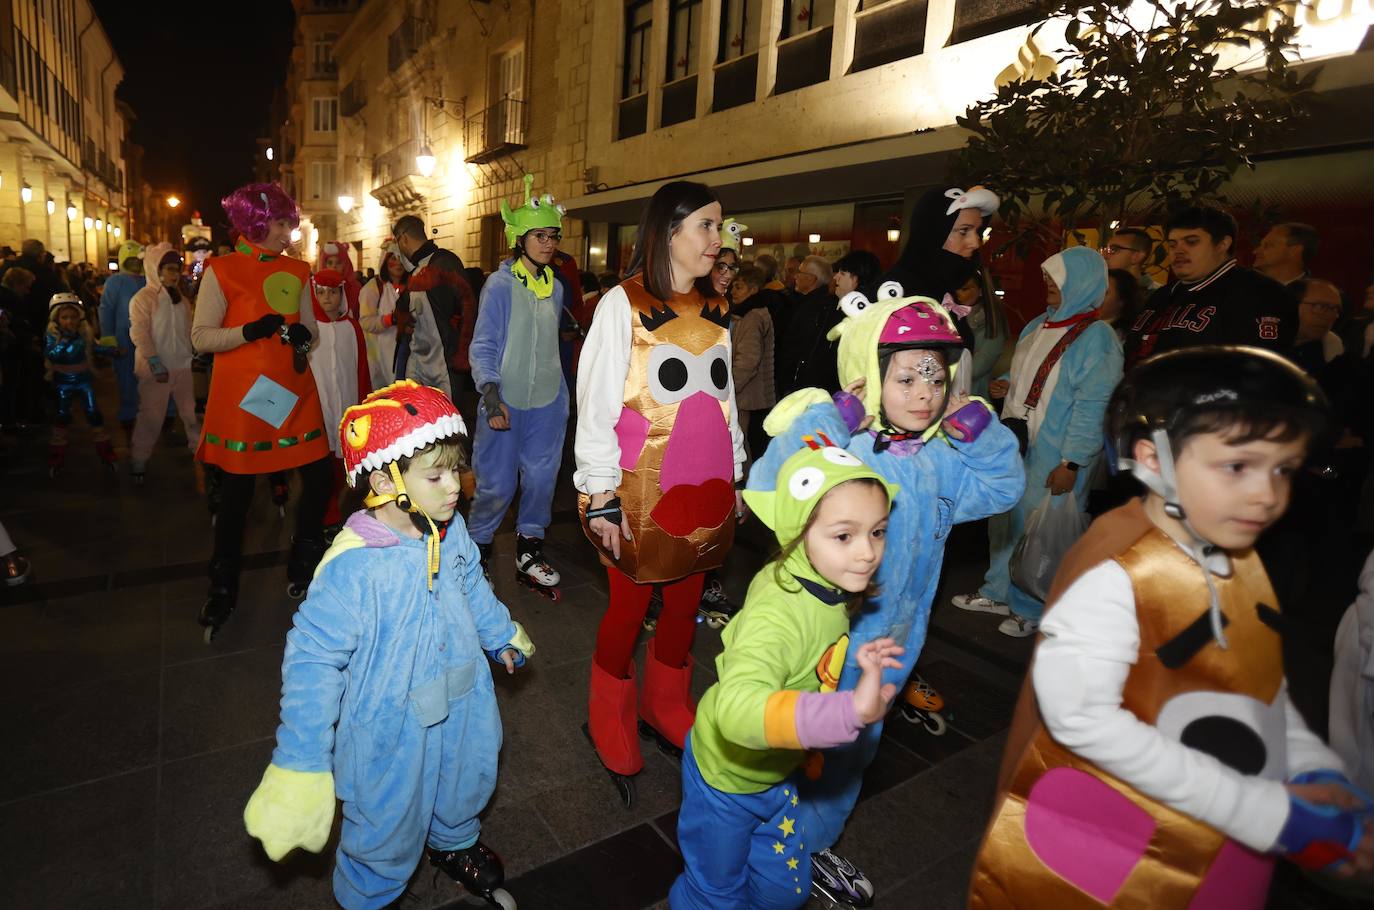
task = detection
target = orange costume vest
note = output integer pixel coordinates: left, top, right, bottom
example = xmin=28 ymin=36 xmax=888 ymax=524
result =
xmin=579 ymin=275 xmax=736 ymax=584
xmin=197 ymin=240 xmax=330 ymax=474
xmin=970 ymin=501 xmax=1284 ymax=910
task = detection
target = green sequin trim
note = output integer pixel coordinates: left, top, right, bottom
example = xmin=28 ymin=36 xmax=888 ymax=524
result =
xmin=203 ymin=428 xmax=325 ymax=453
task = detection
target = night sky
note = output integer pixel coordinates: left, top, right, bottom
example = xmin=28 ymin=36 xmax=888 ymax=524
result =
xmin=91 ymin=1 xmax=296 ymax=233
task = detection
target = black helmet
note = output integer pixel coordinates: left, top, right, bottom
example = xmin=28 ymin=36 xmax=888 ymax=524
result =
xmin=1107 ymin=345 xmax=1329 ymax=473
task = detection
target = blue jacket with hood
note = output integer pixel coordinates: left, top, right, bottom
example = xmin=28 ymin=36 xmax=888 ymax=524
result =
xmin=746 ymin=293 xmax=1025 ymax=851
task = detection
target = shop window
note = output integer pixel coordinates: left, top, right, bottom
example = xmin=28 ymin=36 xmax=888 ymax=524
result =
xmin=948 ymin=0 xmax=1039 ymax=45
xmin=619 ymin=0 xmax=652 ymax=139
xmin=851 ymin=0 xmax=927 ymax=73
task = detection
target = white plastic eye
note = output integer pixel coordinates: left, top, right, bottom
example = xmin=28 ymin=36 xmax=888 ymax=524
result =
xmin=838 ymin=290 xmax=871 ymax=320
xmin=876 ymin=281 xmax=905 ymax=300
xmin=788 ymin=466 xmax=826 ymax=501
xmin=821 ymin=447 xmax=861 ymax=466
xmin=556 ymin=204 xmax=567 ymax=216
xmin=530 ymin=197 xmax=541 ymax=209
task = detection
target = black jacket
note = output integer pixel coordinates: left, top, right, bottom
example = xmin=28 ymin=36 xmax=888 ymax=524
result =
xmin=774 ymin=288 xmax=841 ymax=397
xmin=1124 ymin=260 xmax=1297 ymax=368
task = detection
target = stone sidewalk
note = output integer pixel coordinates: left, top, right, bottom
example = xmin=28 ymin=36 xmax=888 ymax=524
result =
xmin=0 ymin=369 xmax=1355 ymax=909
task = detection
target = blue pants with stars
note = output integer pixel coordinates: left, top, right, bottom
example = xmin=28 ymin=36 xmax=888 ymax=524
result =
xmin=671 ymin=734 xmax=812 ymax=910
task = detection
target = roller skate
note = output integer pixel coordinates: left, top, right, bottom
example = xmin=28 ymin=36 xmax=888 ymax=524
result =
xmin=130 ymin=459 xmax=147 ymax=487
xmin=46 ymin=441 xmax=67 ymax=478
xmin=697 ymin=575 xmax=737 ymax=629
xmin=285 ymin=535 xmax=328 ymax=599
xmin=428 ymin=842 xmax=516 ymax=909
xmin=269 ymin=471 xmax=289 ymax=518
xmin=810 ymin=848 xmax=874 ymax=908
xmin=585 ymin=661 xmax=641 ymax=809
xmin=198 ymin=557 xmax=239 ymax=643
xmin=3 ymin=552 xmax=31 ymax=586
xmin=643 ymin=586 xmax=662 ymax=632
xmin=636 ymin=640 xmax=693 ymax=762
xmin=514 ymin=535 xmax=561 ymax=602
xmin=94 ymin=436 xmax=117 ymax=472
xmin=895 ymin=673 xmax=948 ymax=735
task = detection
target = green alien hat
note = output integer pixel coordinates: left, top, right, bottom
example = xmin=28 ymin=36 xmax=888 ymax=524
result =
xmin=743 ymin=433 xmax=898 ymax=547
xmin=720 ymin=218 xmax=748 ymax=252
xmin=117 ymin=240 xmax=144 ymax=269
xmin=501 ymin=174 xmax=565 ymax=247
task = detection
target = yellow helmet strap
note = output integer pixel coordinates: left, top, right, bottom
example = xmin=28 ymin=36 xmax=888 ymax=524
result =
xmin=362 ymin=462 xmax=442 ymax=590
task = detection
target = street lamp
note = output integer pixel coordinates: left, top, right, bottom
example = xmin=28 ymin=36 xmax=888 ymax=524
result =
xmin=266 ymin=146 xmax=274 ymax=161
xmin=83 ymin=216 xmax=93 ymax=230
xmin=337 ymin=194 xmax=355 ymax=214
xmin=114 ymin=227 xmax=121 ymax=238
xmin=166 ymin=195 xmax=181 ymax=209
xmin=20 ymin=183 xmax=32 ymax=204
xmin=46 ymin=197 xmax=55 ymax=215
xmin=415 ymin=144 xmax=436 ymax=178
xmin=290 ymin=228 xmax=302 ymax=243
xmin=96 ymin=219 xmax=103 ymax=230
xmin=67 ymin=204 xmax=78 ymax=222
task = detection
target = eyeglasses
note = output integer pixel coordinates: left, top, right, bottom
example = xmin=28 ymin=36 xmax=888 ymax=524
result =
xmin=1102 ymin=244 xmax=1144 ymax=256
xmin=713 ymin=261 xmax=739 ymax=274
xmin=528 ymin=231 xmax=562 ymax=245
xmin=1301 ymin=301 xmax=1341 ymax=314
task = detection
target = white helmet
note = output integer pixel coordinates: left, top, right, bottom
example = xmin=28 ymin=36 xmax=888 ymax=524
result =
xmin=48 ymin=291 xmax=82 ymax=315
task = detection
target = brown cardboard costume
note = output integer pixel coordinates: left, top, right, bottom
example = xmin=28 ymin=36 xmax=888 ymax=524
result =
xmin=578 ymin=274 xmax=736 ymax=584
xmin=968 ymin=500 xmax=1284 ymax=909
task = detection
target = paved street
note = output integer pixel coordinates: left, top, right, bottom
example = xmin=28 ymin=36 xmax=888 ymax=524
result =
xmin=0 ymin=371 xmax=1358 ymax=909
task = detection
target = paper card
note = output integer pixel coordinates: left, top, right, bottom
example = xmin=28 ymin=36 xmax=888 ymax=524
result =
xmin=239 ymin=374 xmax=299 ymax=429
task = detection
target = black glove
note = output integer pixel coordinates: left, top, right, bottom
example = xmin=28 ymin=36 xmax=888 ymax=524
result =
xmin=481 ymin=383 xmax=504 ymax=416
xmin=283 ymin=323 xmax=312 ymax=350
xmin=242 ymin=313 xmax=286 ymax=342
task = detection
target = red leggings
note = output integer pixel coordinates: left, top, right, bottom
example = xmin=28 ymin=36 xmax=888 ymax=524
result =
xmin=594 ymin=567 xmax=704 ymax=678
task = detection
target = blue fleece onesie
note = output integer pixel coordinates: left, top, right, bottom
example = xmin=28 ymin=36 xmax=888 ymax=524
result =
xmin=466 ymin=259 xmax=569 ymax=545
xmin=979 ymin=246 xmax=1123 ymax=624
xmin=269 ymin=509 xmax=530 ymax=910
xmin=748 ymin=401 xmax=1023 ymax=852
xmin=99 ymin=270 xmax=146 ymax=422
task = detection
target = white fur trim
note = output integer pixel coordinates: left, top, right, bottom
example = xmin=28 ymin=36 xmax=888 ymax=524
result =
xmin=345 ymin=412 xmax=468 ymax=486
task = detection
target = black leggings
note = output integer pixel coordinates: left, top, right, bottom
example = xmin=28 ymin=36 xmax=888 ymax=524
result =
xmin=211 ymin=455 xmax=335 ymax=564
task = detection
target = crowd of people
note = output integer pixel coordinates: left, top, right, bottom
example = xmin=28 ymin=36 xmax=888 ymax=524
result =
xmin=2 ymin=176 xmax=1373 ymax=910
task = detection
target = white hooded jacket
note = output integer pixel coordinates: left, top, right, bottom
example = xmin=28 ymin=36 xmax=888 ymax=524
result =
xmin=128 ymin=242 xmax=194 ymax=377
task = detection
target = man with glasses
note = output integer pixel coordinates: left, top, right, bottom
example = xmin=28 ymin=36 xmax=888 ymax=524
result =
xmin=774 ymin=255 xmax=840 ymax=397
xmin=465 ymin=175 xmax=570 ymax=592
xmin=1292 ymin=278 xmax=1346 ymax=371
xmin=1102 ymin=227 xmax=1160 ymax=293
xmin=1254 ymin=222 xmax=1318 ymax=287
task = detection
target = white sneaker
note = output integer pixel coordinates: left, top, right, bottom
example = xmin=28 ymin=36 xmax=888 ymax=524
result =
xmin=952 ymin=592 xmax=1009 ymax=615
xmin=998 ymin=615 xmax=1040 ymax=638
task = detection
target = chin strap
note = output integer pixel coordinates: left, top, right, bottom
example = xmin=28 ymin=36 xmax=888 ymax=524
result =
xmin=1120 ymin=428 xmax=1231 ymax=649
xmin=364 ymin=463 xmax=442 ymax=590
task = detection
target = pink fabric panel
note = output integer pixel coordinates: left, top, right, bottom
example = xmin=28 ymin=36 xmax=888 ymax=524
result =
xmin=1187 ymin=841 xmax=1273 ymax=910
xmin=615 ymin=407 xmax=651 ymax=471
xmin=660 ymin=391 xmax=732 ymax=490
xmin=1024 ymin=767 xmax=1156 ymax=904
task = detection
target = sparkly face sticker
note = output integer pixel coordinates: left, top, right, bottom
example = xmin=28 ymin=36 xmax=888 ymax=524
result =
xmin=914 ymin=351 xmax=945 ymax=384
xmin=881 ymin=348 xmax=948 ymax=433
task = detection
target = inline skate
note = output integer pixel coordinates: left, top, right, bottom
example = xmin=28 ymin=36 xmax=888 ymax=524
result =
xmin=429 ymin=842 xmax=516 ymax=909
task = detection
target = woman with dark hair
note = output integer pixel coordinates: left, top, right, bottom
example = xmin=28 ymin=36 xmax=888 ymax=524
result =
xmin=832 ymin=248 xmax=881 ymax=299
xmin=192 ymin=182 xmax=333 ymax=640
xmin=574 ymin=180 xmax=746 ymax=806
xmin=1103 ymin=267 xmax=1141 ymax=339
xmin=357 ymin=249 xmax=407 ymax=388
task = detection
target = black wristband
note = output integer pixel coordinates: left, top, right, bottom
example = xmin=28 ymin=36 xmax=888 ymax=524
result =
xmin=586 ymin=496 xmax=623 ymax=525
xmin=1064 ymin=461 xmax=1080 ymax=471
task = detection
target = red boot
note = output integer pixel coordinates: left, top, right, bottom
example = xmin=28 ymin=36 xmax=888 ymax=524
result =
xmin=94 ymin=436 xmax=117 ymax=466
xmin=588 ymin=660 xmax=644 ymax=777
xmin=638 ymin=638 xmax=696 ymax=756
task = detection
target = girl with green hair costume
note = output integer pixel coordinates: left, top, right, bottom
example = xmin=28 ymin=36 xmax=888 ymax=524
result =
xmin=672 ymin=437 xmax=903 ymax=910
xmin=747 ymin=286 xmax=1025 ymax=902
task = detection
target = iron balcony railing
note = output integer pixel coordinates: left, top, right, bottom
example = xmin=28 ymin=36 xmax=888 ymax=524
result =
xmin=464 ymin=97 xmax=528 ymax=164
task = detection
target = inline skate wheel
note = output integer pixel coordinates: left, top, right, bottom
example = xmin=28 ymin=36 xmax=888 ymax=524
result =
xmin=278 ymin=506 xmax=286 ymax=518
xmin=923 ymin=712 xmax=948 ymax=736
xmin=489 ymin=888 xmax=516 ymax=910
xmin=203 ymin=625 xmax=216 ymax=645
xmin=286 ymin=583 xmax=307 ymax=599
xmin=706 ymin=616 xmax=726 ymax=630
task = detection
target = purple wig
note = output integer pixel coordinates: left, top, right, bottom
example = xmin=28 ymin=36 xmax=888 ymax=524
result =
xmin=221 ymin=182 xmax=300 ymax=243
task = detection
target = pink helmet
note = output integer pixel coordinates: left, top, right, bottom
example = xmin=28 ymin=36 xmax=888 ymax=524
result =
xmin=877 ymin=298 xmax=963 ymax=349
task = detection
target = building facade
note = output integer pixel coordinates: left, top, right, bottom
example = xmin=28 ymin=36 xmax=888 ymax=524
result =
xmin=0 ymin=0 xmax=130 ymax=263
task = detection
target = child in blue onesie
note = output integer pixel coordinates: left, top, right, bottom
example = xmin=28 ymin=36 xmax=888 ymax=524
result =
xmin=244 ymin=380 xmax=535 ymax=910
xmin=749 ymin=290 xmax=1024 ymax=902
